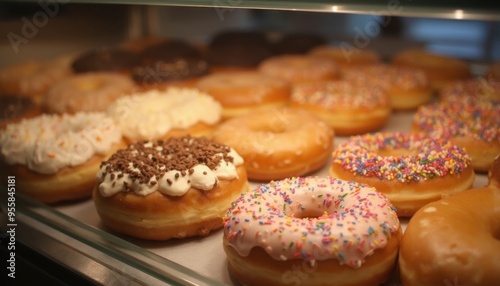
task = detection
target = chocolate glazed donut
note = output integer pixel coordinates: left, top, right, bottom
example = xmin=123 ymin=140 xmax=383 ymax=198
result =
xmin=72 ymin=48 xmax=140 ymax=73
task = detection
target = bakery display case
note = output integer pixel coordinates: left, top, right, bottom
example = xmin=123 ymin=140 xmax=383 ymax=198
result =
xmin=1 ymin=1 xmax=499 ymax=285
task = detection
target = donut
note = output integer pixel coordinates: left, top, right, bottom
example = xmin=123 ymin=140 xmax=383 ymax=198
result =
xmin=308 ymin=45 xmax=381 ymax=72
xmin=139 ymin=39 xmax=202 ymax=64
xmin=258 ymin=55 xmax=339 ymax=85
xmin=399 ymin=155 xmax=500 ymax=285
xmin=343 ymin=64 xmax=432 ymax=110
xmin=71 ymin=48 xmax=140 ymax=74
xmin=412 ymin=100 xmax=500 ymax=172
xmin=0 ymin=95 xmax=40 ymax=129
xmin=132 ymin=58 xmax=210 ymax=90
xmin=93 ymin=136 xmax=249 ymax=240
xmin=196 ymin=71 xmax=290 ymax=119
xmin=223 ymin=176 xmax=401 ymax=286
xmin=205 ymin=30 xmax=273 ymax=71
xmin=486 ymin=61 xmax=500 ymax=81
xmin=213 ymin=108 xmax=333 ymax=181
xmin=0 ymin=59 xmax=72 ymax=100
xmin=107 ymin=87 xmax=222 ymax=142
xmin=329 ymin=132 xmax=475 ymax=217
xmin=0 ymin=112 xmax=123 ymax=203
xmin=42 ymin=72 xmax=136 ymax=114
xmin=272 ymin=33 xmax=326 ymax=55
xmin=439 ymin=77 xmax=500 ymax=104
xmin=391 ymin=49 xmax=471 ymax=91
xmin=290 ymin=80 xmax=391 ymax=135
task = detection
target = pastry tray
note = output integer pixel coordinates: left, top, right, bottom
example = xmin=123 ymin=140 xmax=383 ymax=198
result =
xmin=3 ymin=111 xmax=489 ymax=285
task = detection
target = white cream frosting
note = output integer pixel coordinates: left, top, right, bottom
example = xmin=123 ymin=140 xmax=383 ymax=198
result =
xmin=96 ymin=139 xmax=243 ymax=197
xmin=0 ymin=112 xmax=122 ymax=174
xmin=107 ymin=88 xmax=222 ymax=141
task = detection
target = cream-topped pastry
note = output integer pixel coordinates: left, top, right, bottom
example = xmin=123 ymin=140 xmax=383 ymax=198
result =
xmin=93 ymin=136 xmax=249 ymax=240
xmin=0 ymin=112 xmax=121 ymax=174
xmin=107 ymin=87 xmax=222 ymax=141
xmin=0 ymin=112 xmax=123 ymax=203
xmin=223 ymin=177 xmax=401 ymax=286
xmin=96 ymin=137 xmax=243 ymax=197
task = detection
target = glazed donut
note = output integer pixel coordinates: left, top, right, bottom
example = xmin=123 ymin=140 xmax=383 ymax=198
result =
xmin=486 ymin=61 xmax=500 ymax=81
xmin=213 ymin=108 xmax=333 ymax=181
xmin=440 ymin=77 xmax=500 ymax=104
xmin=329 ymin=132 xmax=475 ymax=217
xmin=290 ymin=81 xmax=391 ymax=135
xmin=0 ymin=95 xmax=40 ymax=129
xmin=258 ymin=55 xmax=339 ymax=85
xmin=413 ymin=101 xmax=500 ymax=172
xmin=308 ymin=45 xmax=381 ymax=72
xmin=107 ymin=87 xmax=222 ymax=142
xmin=0 ymin=112 xmax=123 ymax=203
xmin=399 ymin=156 xmax=500 ymax=285
xmin=223 ymin=176 xmax=401 ymax=286
xmin=132 ymin=58 xmax=210 ymax=90
xmin=42 ymin=72 xmax=136 ymax=114
xmin=0 ymin=59 xmax=72 ymax=100
xmin=391 ymin=49 xmax=471 ymax=91
xmin=196 ymin=71 xmax=290 ymax=119
xmin=93 ymin=136 xmax=249 ymax=240
xmin=343 ymin=64 xmax=432 ymax=110
xmin=71 ymin=48 xmax=140 ymax=74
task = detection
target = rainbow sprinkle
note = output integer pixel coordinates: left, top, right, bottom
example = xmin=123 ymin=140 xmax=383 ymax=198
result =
xmin=331 ymin=132 xmax=472 ymax=183
xmin=223 ymin=177 xmax=399 ymax=268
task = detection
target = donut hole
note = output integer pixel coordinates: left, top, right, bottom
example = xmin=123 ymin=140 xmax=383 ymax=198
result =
xmin=378 ymin=148 xmax=417 ymax=158
xmin=289 ymin=208 xmax=327 ymax=219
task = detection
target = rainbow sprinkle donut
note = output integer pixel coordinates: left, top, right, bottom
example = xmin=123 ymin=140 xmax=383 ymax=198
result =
xmin=329 ymin=132 xmax=475 ymax=217
xmin=413 ymin=100 xmax=500 ymax=172
xmin=223 ymin=176 xmax=400 ymax=286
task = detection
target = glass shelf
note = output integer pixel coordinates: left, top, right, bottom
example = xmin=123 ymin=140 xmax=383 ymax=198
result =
xmin=59 ymin=0 xmax=500 ymax=20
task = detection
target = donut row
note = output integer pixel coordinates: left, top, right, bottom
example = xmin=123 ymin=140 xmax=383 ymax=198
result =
xmin=1 ymin=31 xmax=499 ymax=286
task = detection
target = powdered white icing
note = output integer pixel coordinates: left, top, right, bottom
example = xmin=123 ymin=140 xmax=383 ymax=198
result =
xmin=224 ymin=177 xmax=400 ymax=268
xmin=96 ymin=143 xmax=243 ymax=197
xmin=107 ymin=88 xmax=222 ymax=141
xmin=0 ymin=112 xmax=121 ymax=174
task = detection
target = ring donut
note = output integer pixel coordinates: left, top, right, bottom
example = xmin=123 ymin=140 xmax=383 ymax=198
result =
xmin=399 ymin=155 xmax=500 ymax=285
xmin=290 ymin=81 xmax=391 ymax=135
xmin=413 ymin=101 xmax=500 ymax=172
xmin=42 ymin=72 xmax=136 ymax=114
xmin=196 ymin=71 xmax=291 ymax=119
xmin=329 ymin=132 xmax=475 ymax=216
xmin=223 ymin=176 xmax=401 ymax=286
xmin=213 ymin=108 xmax=333 ymax=181
xmin=258 ymin=55 xmax=339 ymax=84
xmin=343 ymin=64 xmax=432 ymax=110
xmin=391 ymin=49 xmax=470 ymax=91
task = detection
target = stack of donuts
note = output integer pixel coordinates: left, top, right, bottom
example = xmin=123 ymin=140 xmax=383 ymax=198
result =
xmin=1 ymin=29 xmax=499 ymax=286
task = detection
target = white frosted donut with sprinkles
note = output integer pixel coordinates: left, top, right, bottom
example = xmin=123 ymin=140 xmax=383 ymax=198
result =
xmin=223 ymin=176 xmax=401 ymax=286
xmin=329 ymin=132 xmax=475 ymax=217
xmin=290 ymin=80 xmax=391 ymax=135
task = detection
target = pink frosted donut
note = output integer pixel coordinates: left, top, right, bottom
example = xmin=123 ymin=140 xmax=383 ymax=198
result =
xmin=223 ymin=176 xmax=401 ymax=286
